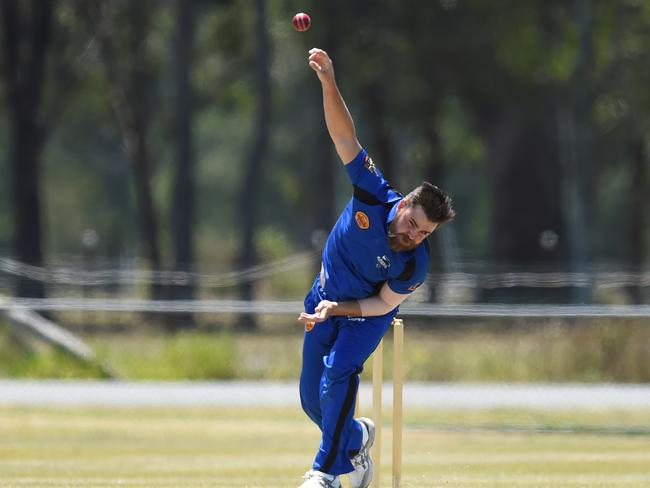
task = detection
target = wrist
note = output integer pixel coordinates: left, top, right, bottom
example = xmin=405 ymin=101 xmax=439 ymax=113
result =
xmin=321 ymin=76 xmax=337 ymax=90
xmin=330 ymin=299 xmax=362 ymax=317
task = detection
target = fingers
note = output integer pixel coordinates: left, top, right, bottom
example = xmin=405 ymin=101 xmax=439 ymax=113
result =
xmin=308 ymin=48 xmax=331 ymax=70
xmin=298 ymin=312 xmax=323 ymax=324
xmin=309 ymin=60 xmax=321 ymax=72
xmin=298 ymin=298 xmax=334 ymax=324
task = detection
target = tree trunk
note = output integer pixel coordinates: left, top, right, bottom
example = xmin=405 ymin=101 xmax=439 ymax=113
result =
xmin=82 ymin=0 xmax=165 ymax=301
xmin=480 ymin=104 xmax=566 ymax=303
xmin=627 ymin=137 xmax=647 ymax=304
xmin=0 ymin=0 xmax=55 ymax=299
xmin=238 ymin=0 xmax=271 ymax=330
xmin=169 ymin=0 xmax=197 ymax=330
xmin=562 ymin=0 xmax=595 ymax=304
xmin=125 ymin=1 xmax=164 ymax=301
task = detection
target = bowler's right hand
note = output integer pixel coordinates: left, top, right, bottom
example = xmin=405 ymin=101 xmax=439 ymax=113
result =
xmin=308 ymin=48 xmax=335 ymax=84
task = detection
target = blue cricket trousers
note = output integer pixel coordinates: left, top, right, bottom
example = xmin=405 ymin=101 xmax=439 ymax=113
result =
xmin=299 ymin=277 xmax=394 ymax=475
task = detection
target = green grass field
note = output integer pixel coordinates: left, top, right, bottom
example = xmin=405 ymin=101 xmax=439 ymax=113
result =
xmin=1 ymin=406 xmax=649 ymax=487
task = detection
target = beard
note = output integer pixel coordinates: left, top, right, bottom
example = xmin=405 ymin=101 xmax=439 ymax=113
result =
xmin=388 ymin=230 xmax=417 ymax=252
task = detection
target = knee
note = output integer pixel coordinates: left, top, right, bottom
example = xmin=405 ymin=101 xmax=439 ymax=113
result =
xmin=323 ymin=351 xmax=361 ymax=384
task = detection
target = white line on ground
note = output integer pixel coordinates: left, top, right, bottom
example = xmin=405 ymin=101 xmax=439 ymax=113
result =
xmin=1 ymin=380 xmax=650 ymax=409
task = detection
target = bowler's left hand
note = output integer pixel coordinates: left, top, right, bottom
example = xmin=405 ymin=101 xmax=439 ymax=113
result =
xmin=298 ymin=299 xmax=338 ymax=324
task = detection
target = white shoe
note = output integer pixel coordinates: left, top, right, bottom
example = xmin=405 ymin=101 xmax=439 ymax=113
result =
xmin=298 ymin=469 xmax=342 ymax=488
xmin=348 ymin=418 xmax=375 ymax=488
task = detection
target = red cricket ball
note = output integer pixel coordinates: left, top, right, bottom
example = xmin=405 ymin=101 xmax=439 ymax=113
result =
xmin=292 ymin=12 xmax=311 ymax=32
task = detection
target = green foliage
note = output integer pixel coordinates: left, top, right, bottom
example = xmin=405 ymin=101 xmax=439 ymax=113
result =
xmin=438 ymin=96 xmax=486 ymax=167
xmin=3 ymin=349 xmax=108 ymax=379
xmin=0 ymin=323 xmax=107 ymax=379
xmin=92 ymin=332 xmax=237 ymax=380
xmin=402 ymin=320 xmax=650 ymax=383
xmin=3 ymin=319 xmax=650 ymax=382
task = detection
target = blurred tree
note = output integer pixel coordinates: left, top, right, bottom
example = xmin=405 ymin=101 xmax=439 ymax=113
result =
xmin=80 ymin=0 xmax=165 ymax=300
xmin=465 ymin=2 xmax=568 ymax=303
xmin=628 ymin=138 xmax=647 ymax=303
xmin=0 ymin=0 xmax=57 ymax=298
xmin=605 ymin=1 xmax=650 ymax=304
xmin=169 ymin=0 xmax=198 ymax=330
xmin=238 ymin=0 xmax=271 ymax=329
xmin=344 ymin=2 xmax=397 ymax=183
xmin=562 ymin=0 xmax=596 ymax=303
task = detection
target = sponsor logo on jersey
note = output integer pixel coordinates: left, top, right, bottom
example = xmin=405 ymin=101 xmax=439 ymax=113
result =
xmin=407 ymin=282 xmax=421 ymax=292
xmin=354 ymin=211 xmax=370 ymax=229
xmin=364 ymin=155 xmax=379 ymax=176
xmin=376 ymin=255 xmax=391 ymax=269
xmin=305 ymin=321 xmax=315 ymax=332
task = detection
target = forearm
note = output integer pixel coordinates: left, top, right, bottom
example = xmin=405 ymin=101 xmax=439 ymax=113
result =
xmin=326 ymin=299 xmax=363 ymax=317
xmin=298 ymin=282 xmax=409 ymax=324
xmin=308 ymin=46 xmax=361 ymax=163
xmin=328 ymin=295 xmax=395 ymax=318
xmin=321 ymin=79 xmax=358 ymax=149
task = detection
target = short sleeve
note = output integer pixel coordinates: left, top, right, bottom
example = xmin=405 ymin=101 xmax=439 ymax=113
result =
xmin=387 ymin=244 xmax=430 ymax=294
xmin=346 ymin=148 xmax=391 ymax=196
xmin=387 ymin=268 xmax=427 ymax=295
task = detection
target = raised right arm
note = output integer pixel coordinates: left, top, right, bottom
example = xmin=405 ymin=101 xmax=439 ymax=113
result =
xmin=309 ymin=48 xmax=362 ymax=165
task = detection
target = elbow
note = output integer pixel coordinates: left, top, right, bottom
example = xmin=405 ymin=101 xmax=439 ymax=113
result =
xmin=334 ymin=139 xmax=362 ymax=165
xmin=333 ymin=135 xmax=359 ymax=150
xmin=359 ymin=296 xmax=395 ymax=317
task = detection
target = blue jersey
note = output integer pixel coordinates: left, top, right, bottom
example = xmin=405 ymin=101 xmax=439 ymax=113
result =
xmin=321 ymin=148 xmax=429 ymax=306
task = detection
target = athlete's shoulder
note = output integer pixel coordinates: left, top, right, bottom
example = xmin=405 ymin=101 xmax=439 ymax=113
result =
xmin=346 ymin=148 xmax=401 ymax=204
xmin=353 ymin=185 xmax=401 ymax=208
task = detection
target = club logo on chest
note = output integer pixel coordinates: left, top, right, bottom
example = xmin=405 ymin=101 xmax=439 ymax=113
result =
xmin=354 ymin=211 xmax=370 ymax=229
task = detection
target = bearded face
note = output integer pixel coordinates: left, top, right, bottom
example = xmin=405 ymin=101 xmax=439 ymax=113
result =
xmin=388 ymin=220 xmax=418 ymax=252
xmin=387 ymin=201 xmax=438 ymax=252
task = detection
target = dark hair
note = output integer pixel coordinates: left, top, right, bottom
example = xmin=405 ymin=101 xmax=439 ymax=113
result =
xmin=404 ymin=182 xmax=455 ymax=224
